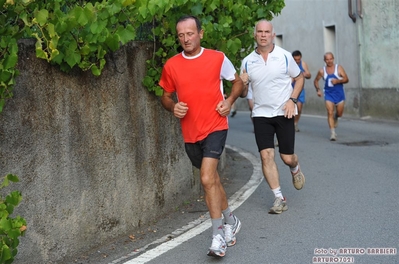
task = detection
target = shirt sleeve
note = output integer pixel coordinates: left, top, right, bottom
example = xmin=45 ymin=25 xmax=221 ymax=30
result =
xmin=220 ymin=55 xmax=237 ymax=81
xmin=288 ymin=54 xmax=301 ymax=78
xmin=159 ymin=63 xmax=175 ymax=93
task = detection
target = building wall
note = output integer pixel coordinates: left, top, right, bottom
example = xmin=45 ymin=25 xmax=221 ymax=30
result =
xmin=0 ymin=40 xmax=204 ymax=263
xmin=269 ymin=0 xmax=399 ymax=121
xmin=357 ymin=0 xmax=399 ymax=119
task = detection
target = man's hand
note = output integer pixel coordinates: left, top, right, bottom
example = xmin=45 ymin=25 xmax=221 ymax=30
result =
xmin=283 ymin=100 xmax=296 ymax=119
xmin=240 ymin=69 xmax=249 ymax=85
xmin=173 ymin=102 xmax=188 ymax=118
xmin=216 ymin=100 xmax=231 ymax=117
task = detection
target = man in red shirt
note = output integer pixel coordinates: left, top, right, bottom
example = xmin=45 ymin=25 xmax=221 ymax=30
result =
xmin=159 ymin=15 xmax=246 ymax=258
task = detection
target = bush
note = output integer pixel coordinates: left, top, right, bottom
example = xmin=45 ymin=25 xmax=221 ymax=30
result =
xmin=0 ymin=174 xmax=26 ymax=264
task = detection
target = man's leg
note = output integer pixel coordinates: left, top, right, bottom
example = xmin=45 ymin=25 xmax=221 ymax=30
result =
xmin=294 ymin=102 xmax=303 ymax=132
xmin=254 ymin=117 xmax=287 ymax=214
xmin=325 ymin=101 xmax=337 ymax=140
xmin=276 ymin=115 xmax=305 ymax=191
xmin=332 ymin=101 xmax=345 ymax=129
xmin=201 ymin=157 xmax=227 ymax=219
xmin=260 ymin=148 xmax=288 ymax=214
xmin=201 ymin=157 xmax=228 ymax=257
xmin=260 ymin=148 xmax=280 ymax=190
xmin=335 ymin=101 xmax=345 ymax=118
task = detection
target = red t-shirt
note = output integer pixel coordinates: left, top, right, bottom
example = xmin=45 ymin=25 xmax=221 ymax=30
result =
xmin=159 ymin=48 xmax=232 ymax=143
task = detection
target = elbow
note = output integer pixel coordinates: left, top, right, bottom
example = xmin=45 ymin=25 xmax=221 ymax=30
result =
xmin=240 ymin=86 xmax=248 ymax=98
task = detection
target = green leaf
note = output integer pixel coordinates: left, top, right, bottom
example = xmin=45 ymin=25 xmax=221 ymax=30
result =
xmin=0 ymin=177 xmax=10 ymax=188
xmin=3 ymin=55 xmax=18 ymax=69
xmin=71 ymin=6 xmax=85 ymax=26
xmin=191 ymin=3 xmax=203 ymax=15
xmin=6 ymin=191 xmax=23 ymax=207
xmin=154 ymin=86 xmax=164 ymax=96
xmin=105 ymin=35 xmax=120 ymax=51
xmin=1 ymin=244 xmax=12 ymax=262
xmin=6 ymin=174 xmax=19 ymax=183
xmin=0 ymin=99 xmax=4 ymax=113
xmin=83 ymin=3 xmax=96 ymax=22
xmin=0 ymin=217 xmax=12 ymax=231
xmin=65 ymin=52 xmax=81 ymax=68
xmin=47 ymin=23 xmax=56 ymax=38
xmin=36 ymin=9 xmax=49 ymax=26
xmin=91 ymin=65 xmax=100 ymax=76
xmin=55 ymin=20 xmax=68 ymax=34
xmin=138 ymin=6 xmax=148 ymax=19
xmin=0 ymin=71 xmax=12 ymax=82
xmin=142 ymin=75 xmax=154 ymax=88
xmin=117 ymin=25 xmax=136 ymax=44
xmin=35 ymin=48 xmax=48 ymax=60
xmin=90 ymin=20 xmax=107 ymax=34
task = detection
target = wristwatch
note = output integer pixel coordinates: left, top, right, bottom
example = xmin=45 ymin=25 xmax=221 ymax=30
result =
xmin=289 ymin=97 xmax=298 ymax=104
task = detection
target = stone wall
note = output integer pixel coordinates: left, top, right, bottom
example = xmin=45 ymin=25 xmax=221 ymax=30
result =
xmin=0 ymin=40 xmax=202 ymax=263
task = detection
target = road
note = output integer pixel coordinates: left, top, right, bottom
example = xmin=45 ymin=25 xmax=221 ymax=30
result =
xmin=81 ymin=112 xmax=399 ymax=264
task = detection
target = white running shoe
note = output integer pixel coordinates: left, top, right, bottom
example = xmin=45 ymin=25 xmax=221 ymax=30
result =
xmin=224 ymin=215 xmax=242 ymax=247
xmin=207 ymin=234 xmax=227 ymax=257
xmin=330 ymin=131 xmax=337 ymax=141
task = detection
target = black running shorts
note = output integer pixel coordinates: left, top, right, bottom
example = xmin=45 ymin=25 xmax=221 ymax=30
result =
xmin=184 ymin=130 xmax=227 ymax=169
xmin=253 ymin=116 xmax=295 ymax=155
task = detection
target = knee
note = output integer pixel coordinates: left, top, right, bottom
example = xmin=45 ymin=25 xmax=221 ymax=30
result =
xmin=200 ymin=173 xmax=219 ymax=189
xmin=281 ymin=154 xmax=297 ymax=167
xmin=260 ymin=150 xmax=274 ymax=164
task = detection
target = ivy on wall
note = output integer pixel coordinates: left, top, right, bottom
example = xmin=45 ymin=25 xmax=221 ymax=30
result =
xmin=0 ymin=0 xmax=285 ymax=112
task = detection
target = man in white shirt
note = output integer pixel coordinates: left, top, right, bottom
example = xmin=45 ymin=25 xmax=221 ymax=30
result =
xmin=240 ymin=20 xmax=305 ymax=214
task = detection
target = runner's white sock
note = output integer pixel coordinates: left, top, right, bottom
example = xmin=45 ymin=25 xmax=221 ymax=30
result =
xmin=272 ymin=187 xmax=283 ymax=199
xmin=222 ymin=207 xmax=235 ymax=225
xmin=211 ymin=217 xmax=224 ymax=237
xmin=290 ymin=164 xmax=299 ymax=174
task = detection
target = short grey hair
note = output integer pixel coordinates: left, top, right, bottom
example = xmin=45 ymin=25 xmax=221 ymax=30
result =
xmin=253 ymin=19 xmax=275 ymax=35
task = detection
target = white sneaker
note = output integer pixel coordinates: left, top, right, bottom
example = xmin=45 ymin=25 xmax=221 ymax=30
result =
xmin=207 ymin=234 xmax=226 ymax=257
xmin=330 ymin=131 xmax=337 ymax=141
xmin=224 ymin=216 xmax=242 ymax=247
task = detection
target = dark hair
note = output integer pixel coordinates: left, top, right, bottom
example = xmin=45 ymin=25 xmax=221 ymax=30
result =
xmin=177 ymin=15 xmax=202 ymax=32
xmin=292 ymin=50 xmax=302 ymax=57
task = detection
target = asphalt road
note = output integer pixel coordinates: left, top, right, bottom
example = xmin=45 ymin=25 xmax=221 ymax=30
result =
xmin=72 ymin=112 xmax=399 ymax=264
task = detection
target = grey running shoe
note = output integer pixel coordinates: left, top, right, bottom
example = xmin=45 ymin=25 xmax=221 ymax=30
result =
xmin=269 ymin=197 xmax=288 ymax=214
xmin=207 ymin=234 xmax=226 ymax=257
xmin=231 ymin=110 xmax=237 ymax=117
xmin=224 ymin=215 xmax=242 ymax=247
xmin=292 ymin=167 xmax=305 ymax=190
xmin=330 ymin=131 xmax=337 ymax=141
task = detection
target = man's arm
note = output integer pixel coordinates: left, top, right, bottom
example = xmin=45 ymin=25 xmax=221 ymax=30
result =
xmin=284 ymin=72 xmax=304 ymax=119
xmin=291 ymin=72 xmax=304 ymax=99
xmin=161 ymin=90 xmax=188 ymax=118
xmin=302 ymin=61 xmax=312 ymax=79
xmin=329 ymin=65 xmax=349 ymax=86
xmin=313 ymin=69 xmax=323 ymax=97
xmin=338 ymin=65 xmax=349 ymax=84
xmin=216 ymin=73 xmax=244 ymax=116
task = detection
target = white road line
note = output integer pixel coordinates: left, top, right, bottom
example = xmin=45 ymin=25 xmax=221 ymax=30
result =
xmin=113 ymin=145 xmax=262 ymax=264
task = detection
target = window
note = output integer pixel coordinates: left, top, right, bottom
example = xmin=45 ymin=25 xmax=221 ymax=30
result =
xmin=275 ymin=34 xmax=283 ymax=47
xmin=324 ymin=25 xmax=336 ymax=55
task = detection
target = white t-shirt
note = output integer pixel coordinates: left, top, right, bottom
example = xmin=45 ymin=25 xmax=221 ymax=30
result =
xmin=241 ymin=45 xmax=301 ymax=117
